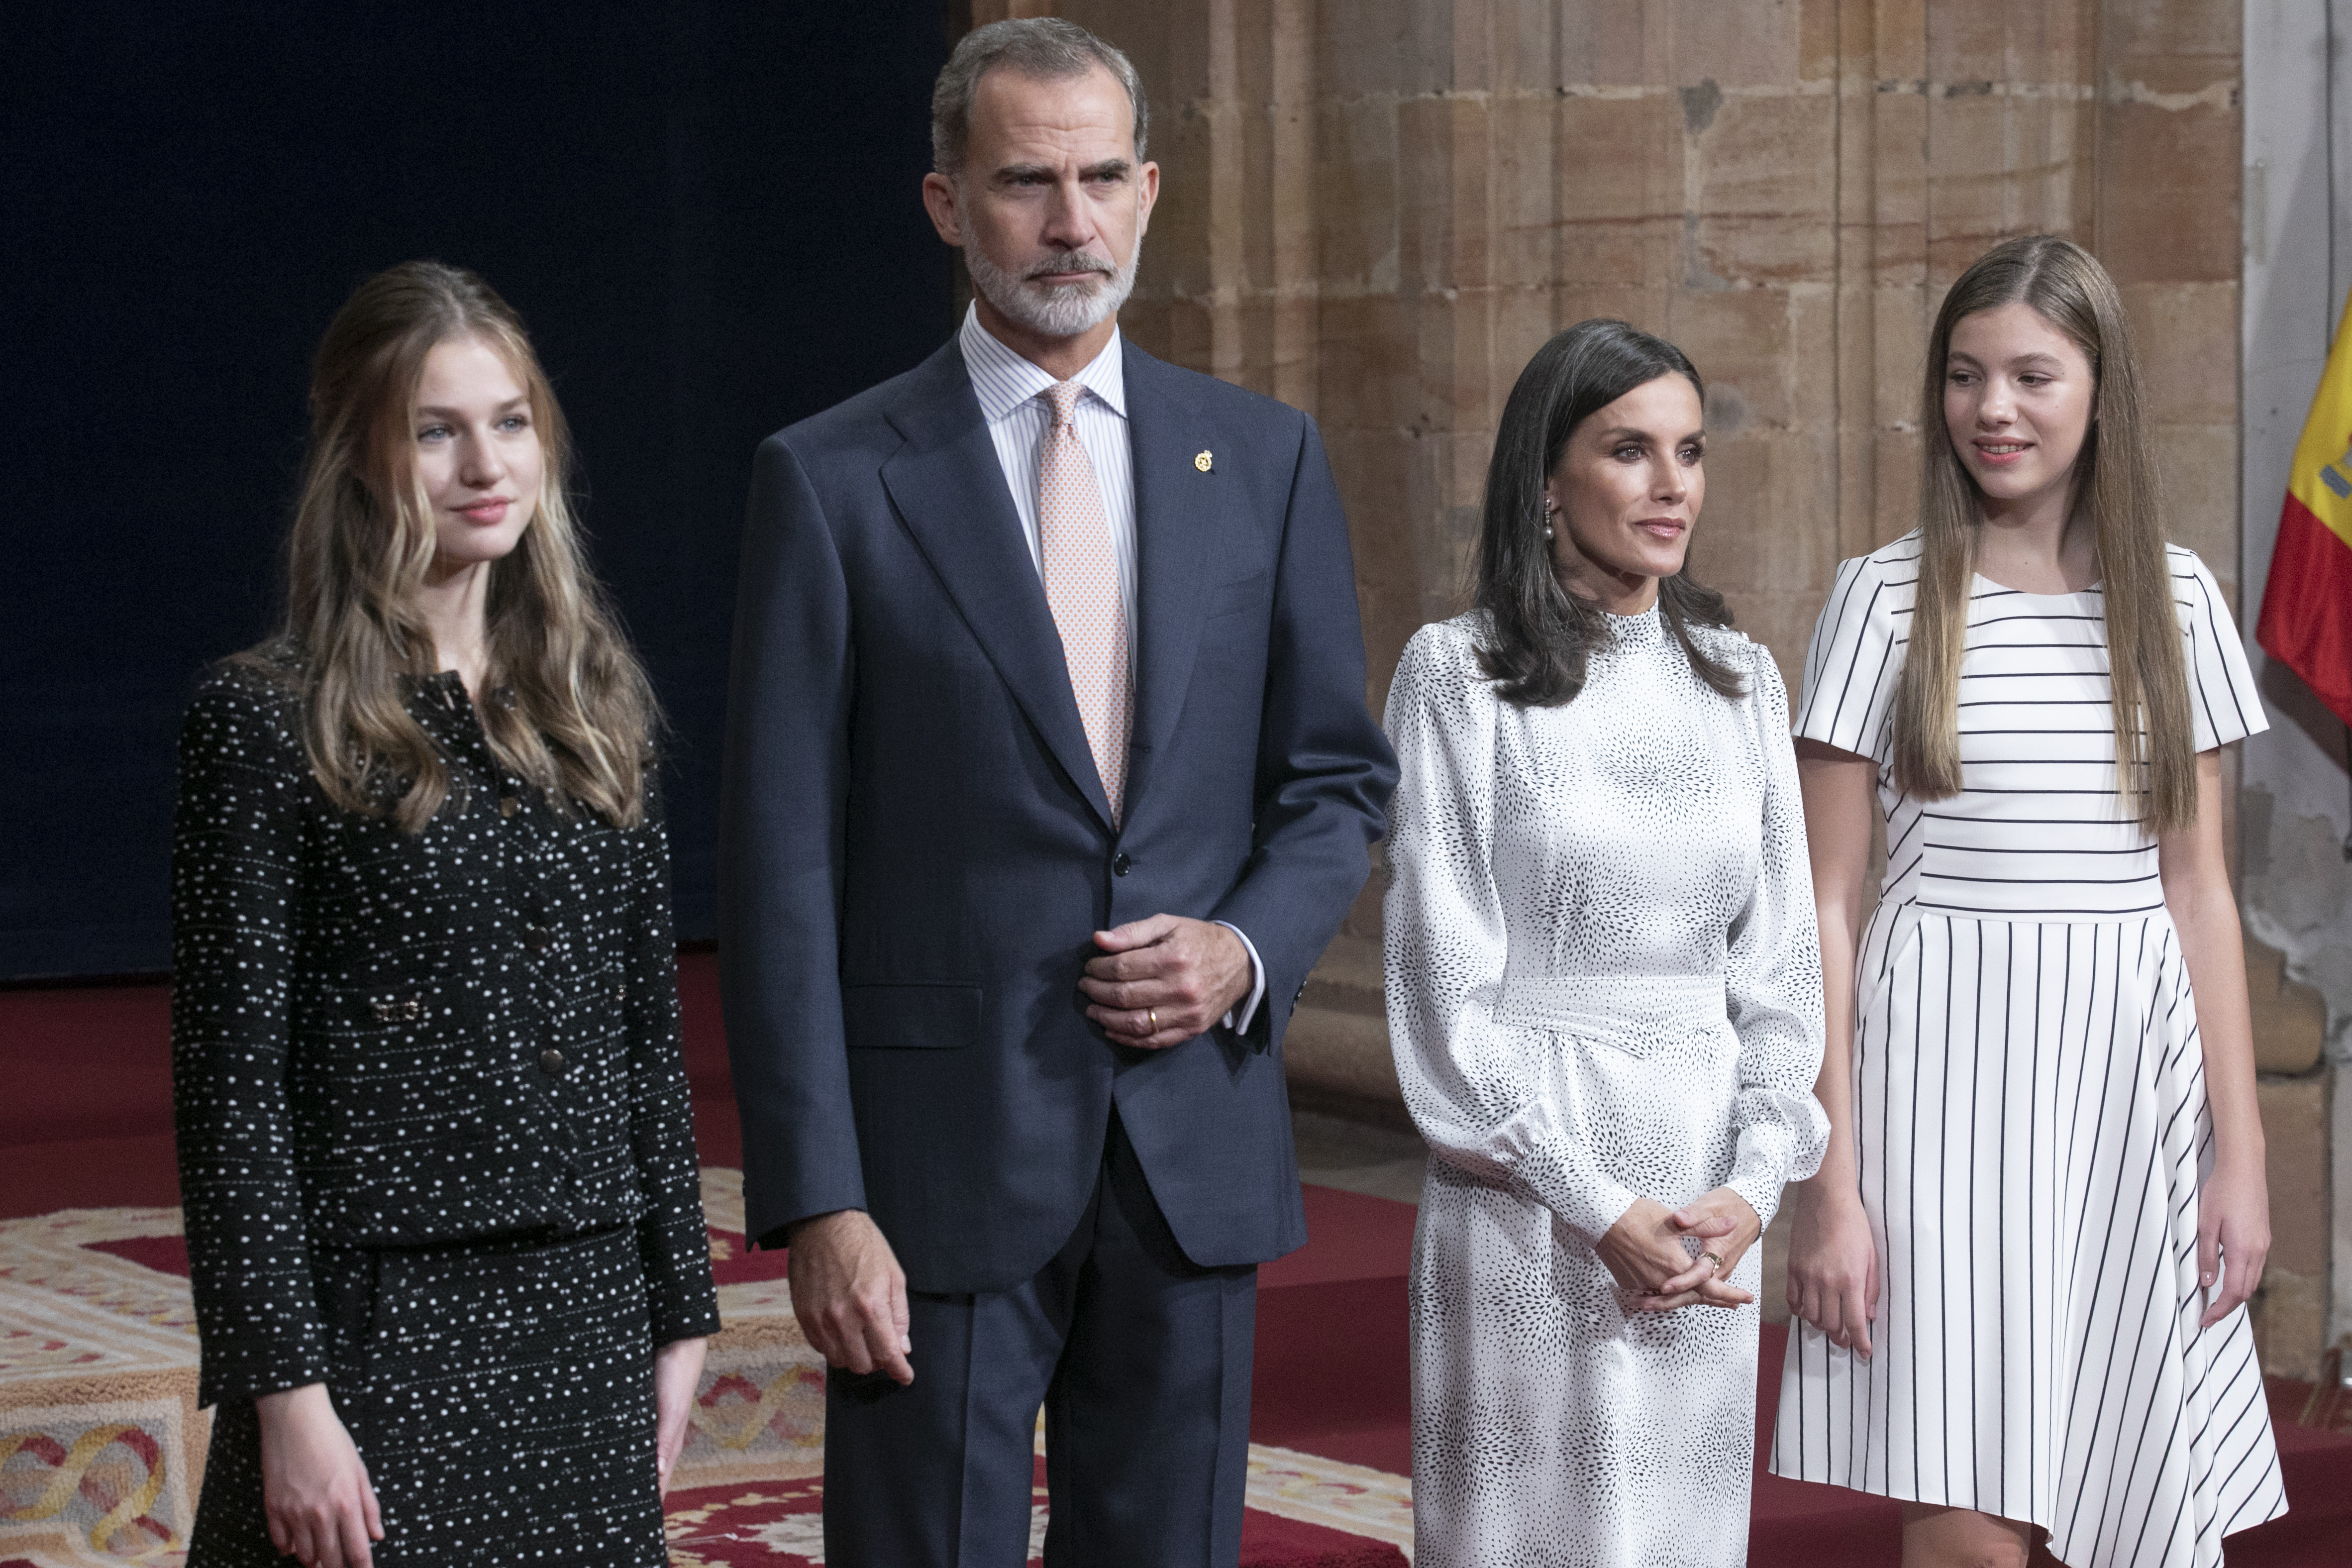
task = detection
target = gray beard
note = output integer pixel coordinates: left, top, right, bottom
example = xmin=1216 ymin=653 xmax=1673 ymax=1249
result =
xmin=965 ymin=236 xmax=1140 ymax=340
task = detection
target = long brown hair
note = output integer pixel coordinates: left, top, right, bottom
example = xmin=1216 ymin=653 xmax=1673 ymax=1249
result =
xmin=1895 ymin=235 xmax=2195 ymax=833
xmin=245 ymin=261 xmax=657 ymax=832
xmin=1476 ymin=318 xmax=1746 ymax=707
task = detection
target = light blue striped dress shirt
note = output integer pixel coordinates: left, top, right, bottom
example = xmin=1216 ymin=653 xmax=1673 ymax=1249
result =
xmin=957 ymin=304 xmax=1265 ymax=1033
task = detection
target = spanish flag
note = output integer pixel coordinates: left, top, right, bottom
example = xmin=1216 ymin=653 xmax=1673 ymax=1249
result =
xmin=2260 ymin=292 xmax=2352 ymax=726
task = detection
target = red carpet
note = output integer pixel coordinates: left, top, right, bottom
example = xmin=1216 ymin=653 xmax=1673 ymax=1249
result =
xmin=7 ymin=951 xmax=2350 ymax=1565
xmin=1255 ymin=1186 xmax=1416 ymax=1473
xmin=0 ymin=981 xmax=180 ymax=1218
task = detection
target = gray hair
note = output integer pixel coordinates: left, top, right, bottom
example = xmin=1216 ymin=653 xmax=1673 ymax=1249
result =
xmin=931 ymin=18 xmax=1148 ymax=178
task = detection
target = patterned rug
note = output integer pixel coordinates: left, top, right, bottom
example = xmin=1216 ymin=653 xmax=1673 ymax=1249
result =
xmin=0 ymin=1171 xmax=1411 ymax=1566
xmin=663 ymin=1449 xmax=1412 ymax=1567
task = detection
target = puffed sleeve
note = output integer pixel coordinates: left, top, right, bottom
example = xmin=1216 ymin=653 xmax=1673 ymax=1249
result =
xmin=1794 ymin=542 xmax=1918 ymax=760
xmin=2170 ymin=547 xmax=2269 ymax=751
xmin=623 ymin=775 xmax=722 ymax=1345
xmin=171 ymin=665 xmax=331 ymax=1409
xmin=1720 ymin=648 xmax=1830 ymax=1228
xmin=1381 ymin=621 xmax=1636 ymax=1245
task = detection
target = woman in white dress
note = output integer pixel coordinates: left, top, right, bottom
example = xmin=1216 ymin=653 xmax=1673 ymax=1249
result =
xmin=1770 ymin=235 xmax=2286 ymax=1568
xmin=1385 ymin=318 xmax=1831 ymax=1567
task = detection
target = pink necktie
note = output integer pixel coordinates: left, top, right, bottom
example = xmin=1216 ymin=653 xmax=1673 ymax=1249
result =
xmin=1038 ymin=380 xmax=1131 ymax=823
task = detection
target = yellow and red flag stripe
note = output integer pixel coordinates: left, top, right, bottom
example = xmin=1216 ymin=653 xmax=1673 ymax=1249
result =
xmin=2260 ymin=290 xmax=2352 ymax=726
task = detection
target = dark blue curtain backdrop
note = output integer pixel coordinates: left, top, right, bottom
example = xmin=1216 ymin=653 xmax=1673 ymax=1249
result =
xmin=1 ymin=5 xmax=953 ymax=977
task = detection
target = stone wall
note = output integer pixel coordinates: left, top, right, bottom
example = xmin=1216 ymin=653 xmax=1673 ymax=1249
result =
xmin=1032 ymin=0 xmax=2242 ymax=674
xmin=960 ymin=1 xmax=2334 ymax=1376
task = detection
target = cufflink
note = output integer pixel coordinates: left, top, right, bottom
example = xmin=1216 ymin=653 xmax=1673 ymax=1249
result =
xmin=1194 ymin=450 xmax=1213 ymax=472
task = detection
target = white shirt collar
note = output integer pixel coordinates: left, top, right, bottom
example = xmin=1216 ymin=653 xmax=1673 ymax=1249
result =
xmin=959 ymin=301 xmax=1127 ymax=422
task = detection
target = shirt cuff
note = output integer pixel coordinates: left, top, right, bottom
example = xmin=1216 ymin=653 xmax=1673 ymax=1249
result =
xmin=1213 ymin=921 xmax=1267 ymax=1035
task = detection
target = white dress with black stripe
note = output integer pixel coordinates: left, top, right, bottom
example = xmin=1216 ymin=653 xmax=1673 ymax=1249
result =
xmin=1767 ymin=534 xmax=2286 ymax=1568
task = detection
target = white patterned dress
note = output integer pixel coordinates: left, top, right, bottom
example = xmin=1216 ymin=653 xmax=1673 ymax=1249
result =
xmin=1384 ymin=608 xmax=1831 ymax=1567
xmin=1768 ymin=536 xmax=2287 ymax=1568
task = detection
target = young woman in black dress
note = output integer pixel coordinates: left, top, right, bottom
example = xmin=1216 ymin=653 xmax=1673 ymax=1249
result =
xmin=173 ymin=261 xmax=719 ymax=1568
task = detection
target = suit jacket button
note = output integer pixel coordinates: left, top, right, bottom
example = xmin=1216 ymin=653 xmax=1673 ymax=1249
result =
xmin=1112 ymin=852 xmax=1131 ymax=876
xmin=526 ymin=927 xmax=553 ymax=953
xmin=539 ymin=1047 xmax=565 ymax=1074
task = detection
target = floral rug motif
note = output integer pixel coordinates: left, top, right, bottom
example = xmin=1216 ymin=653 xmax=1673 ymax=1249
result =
xmin=0 ymin=1207 xmax=210 ymax=1567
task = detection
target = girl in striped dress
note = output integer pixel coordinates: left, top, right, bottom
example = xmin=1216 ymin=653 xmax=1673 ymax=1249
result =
xmin=1769 ymin=234 xmax=2286 ymax=1568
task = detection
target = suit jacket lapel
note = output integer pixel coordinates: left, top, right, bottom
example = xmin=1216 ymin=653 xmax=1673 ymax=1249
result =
xmin=880 ymin=344 xmax=1116 ymax=830
xmin=1124 ymin=346 xmax=1216 ymax=812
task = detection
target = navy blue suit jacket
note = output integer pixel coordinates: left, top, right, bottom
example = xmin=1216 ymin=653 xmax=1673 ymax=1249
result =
xmin=716 ymin=335 xmax=1396 ymax=1293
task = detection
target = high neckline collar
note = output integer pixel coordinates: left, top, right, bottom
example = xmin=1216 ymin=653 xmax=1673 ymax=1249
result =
xmin=1596 ymin=600 xmax=1664 ymax=644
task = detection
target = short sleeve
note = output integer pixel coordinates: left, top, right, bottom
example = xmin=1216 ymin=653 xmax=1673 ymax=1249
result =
xmin=1794 ymin=544 xmax=1916 ymax=759
xmin=2171 ymin=548 xmax=2268 ymax=751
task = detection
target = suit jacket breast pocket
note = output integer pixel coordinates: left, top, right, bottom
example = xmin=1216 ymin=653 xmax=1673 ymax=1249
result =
xmin=841 ymin=983 xmax=983 ymax=1049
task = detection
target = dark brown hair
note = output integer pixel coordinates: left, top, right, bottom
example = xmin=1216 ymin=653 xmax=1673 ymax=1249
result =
xmin=1474 ymin=318 xmax=1745 ymax=707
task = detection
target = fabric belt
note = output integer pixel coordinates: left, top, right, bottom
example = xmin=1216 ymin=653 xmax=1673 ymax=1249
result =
xmin=1490 ymin=973 xmax=1730 ymax=1054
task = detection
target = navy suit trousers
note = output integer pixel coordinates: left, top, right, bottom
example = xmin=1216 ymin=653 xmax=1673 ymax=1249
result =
xmin=821 ymin=1112 xmax=1257 ymax=1567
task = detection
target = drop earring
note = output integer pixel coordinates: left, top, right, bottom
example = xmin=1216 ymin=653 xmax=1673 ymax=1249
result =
xmin=1542 ymin=497 xmax=1556 ymax=541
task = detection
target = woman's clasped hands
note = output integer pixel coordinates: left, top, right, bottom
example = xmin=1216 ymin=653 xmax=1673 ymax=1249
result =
xmin=1595 ymin=1187 xmax=1761 ymax=1311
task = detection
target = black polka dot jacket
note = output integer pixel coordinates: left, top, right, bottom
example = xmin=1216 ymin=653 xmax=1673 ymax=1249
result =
xmin=170 ymin=655 xmax=720 ymax=1409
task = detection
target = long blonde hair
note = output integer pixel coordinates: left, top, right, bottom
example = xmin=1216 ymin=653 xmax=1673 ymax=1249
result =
xmin=246 ymin=261 xmax=657 ymax=832
xmin=1894 ymin=235 xmax=2195 ymax=834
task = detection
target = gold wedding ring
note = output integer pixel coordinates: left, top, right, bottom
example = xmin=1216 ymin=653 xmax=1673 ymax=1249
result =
xmin=1703 ymin=1252 xmax=1726 ymax=1274
xmin=1147 ymin=1008 xmax=1158 ymax=1032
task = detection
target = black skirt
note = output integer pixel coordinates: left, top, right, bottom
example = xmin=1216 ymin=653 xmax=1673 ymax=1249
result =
xmin=189 ymin=1225 xmax=665 ymax=1567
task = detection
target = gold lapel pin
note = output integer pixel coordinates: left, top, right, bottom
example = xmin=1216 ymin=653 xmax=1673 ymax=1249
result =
xmin=1194 ymin=449 xmax=1213 ymax=473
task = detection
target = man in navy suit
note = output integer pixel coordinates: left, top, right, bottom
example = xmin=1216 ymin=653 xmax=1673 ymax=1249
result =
xmin=717 ymin=17 xmax=1395 ymax=1564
